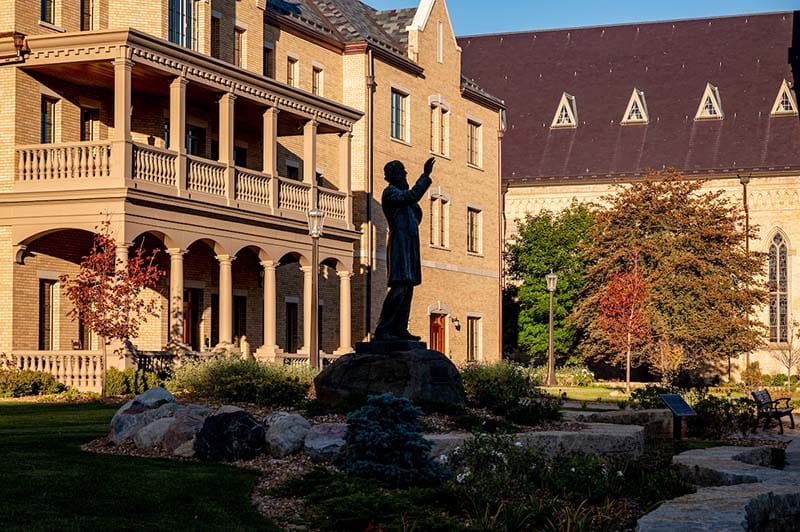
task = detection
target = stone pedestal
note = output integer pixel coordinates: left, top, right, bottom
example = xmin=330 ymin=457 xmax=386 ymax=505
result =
xmin=314 ymin=343 xmax=465 ymax=405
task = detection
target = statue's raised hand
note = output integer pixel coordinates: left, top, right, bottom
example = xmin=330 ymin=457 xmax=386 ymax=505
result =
xmin=424 ymin=157 xmax=436 ymax=176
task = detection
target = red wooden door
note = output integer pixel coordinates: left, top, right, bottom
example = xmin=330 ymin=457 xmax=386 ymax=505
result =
xmin=430 ymin=314 xmax=446 ymax=352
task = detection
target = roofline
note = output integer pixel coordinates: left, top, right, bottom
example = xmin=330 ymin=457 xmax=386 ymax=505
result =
xmin=458 ymin=10 xmax=795 ymax=40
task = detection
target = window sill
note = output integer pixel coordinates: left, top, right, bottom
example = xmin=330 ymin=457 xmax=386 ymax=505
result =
xmin=467 ymin=251 xmax=484 ymax=258
xmin=39 ymin=20 xmax=66 ymax=33
xmin=466 ymin=163 xmax=484 ymax=172
xmin=429 ymin=244 xmax=451 ymax=252
xmin=390 ymin=137 xmax=412 ymax=148
xmin=430 ymin=151 xmax=451 ymax=160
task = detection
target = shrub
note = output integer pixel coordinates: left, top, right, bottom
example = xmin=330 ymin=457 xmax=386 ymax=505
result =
xmin=0 ymin=370 xmax=65 ymax=397
xmin=167 ymin=357 xmax=313 ymax=406
xmin=772 ymin=374 xmax=788 ymax=387
xmin=105 ymin=367 xmax=159 ymax=397
xmin=555 ymin=365 xmax=595 ymax=387
xmin=505 ymin=394 xmax=562 ymax=426
xmin=337 ymin=393 xmax=444 ymax=486
xmin=742 ymin=362 xmax=763 ymax=389
xmin=461 ymin=362 xmax=533 ymax=407
xmin=686 ymin=391 xmax=757 ymax=439
xmin=630 ymin=384 xmax=678 ymax=409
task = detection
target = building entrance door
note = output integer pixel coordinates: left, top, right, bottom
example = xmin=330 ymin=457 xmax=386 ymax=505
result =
xmin=183 ymin=288 xmax=202 ymax=350
xmin=430 ymin=314 xmax=446 ymax=353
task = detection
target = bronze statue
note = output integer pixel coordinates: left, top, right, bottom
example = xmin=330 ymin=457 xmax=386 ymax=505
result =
xmin=373 ymin=157 xmax=435 ymax=341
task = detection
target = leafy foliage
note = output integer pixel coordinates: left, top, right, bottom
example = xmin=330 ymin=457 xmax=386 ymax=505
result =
xmin=0 ymin=370 xmax=66 ymax=397
xmin=167 ymin=357 xmax=313 ymax=406
xmin=685 ymin=390 xmax=757 ymax=439
xmin=105 ymin=367 xmax=159 ymax=397
xmin=505 ymin=202 xmax=595 ymax=362
xmin=742 ymin=361 xmax=764 ymax=389
xmin=630 ymin=384 xmax=678 ymax=409
xmin=770 ymin=320 xmax=800 ymax=390
xmin=575 ymin=171 xmax=768 ymax=381
xmin=461 ymin=362 xmax=535 ymax=407
xmin=337 ymin=393 xmax=444 ymax=486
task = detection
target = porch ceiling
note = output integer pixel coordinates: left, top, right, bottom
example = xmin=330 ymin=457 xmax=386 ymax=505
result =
xmin=22 ymin=60 xmax=173 ymax=97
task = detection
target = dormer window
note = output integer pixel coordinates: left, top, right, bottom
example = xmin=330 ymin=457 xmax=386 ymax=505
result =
xmin=695 ymin=83 xmax=723 ymax=120
xmin=770 ymin=79 xmax=798 ymax=117
xmin=551 ymin=92 xmax=577 ymax=129
xmin=621 ymin=88 xmax=649 ymax=125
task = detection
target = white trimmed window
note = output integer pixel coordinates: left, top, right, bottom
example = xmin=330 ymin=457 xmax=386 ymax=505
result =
xmin=466 ymin=315 xmax=482 ymax=362
xmin=551 ymin=92 xmax=578 ymax=128
xmin=769 ymin=231 xmax=790 ymax=343
xmin=40 ymin=96 xmax=58 ymax=144
xmin=262 ymin=43 xmax=274 ymax=77
xmin=391 ymin=89 xmax=409 ymax=142
xmin=233 ymin=28 xmax=245 ymax=67
xmin=695 ymin=83 xmax=724 ymax=120
xmin=312 ymin=66 xmax=323 ymax=96
xmin=168 ymin=0 xmax=199 ymax=50
xmin=621 ymin=88 xmax=649 ymax=125
xmin=467 ymin=207 xmax=482 ymax=254
xmin=771 ymin=79 xmax=798 ymax=117
xmin=429 ymin=102 xmax=449 ymax=156
xmin=430 ymin=190 xmax=450 ymax=248
xmin=287 ymin=57 xmax=299 ymax=87
xmin=467 ymin=119 xmax=482 ymax=167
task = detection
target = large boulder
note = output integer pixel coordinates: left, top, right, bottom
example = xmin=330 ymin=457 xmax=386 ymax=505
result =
xmin=162 ymin=404 xmax=214 ymax=454
xmin=133 ymin=417 xmax=177 ymax=449
xmin=194 ymin=408 xmax=265 ymax=461
xmin=303 ymin=422 xmax=347 ymax=462
xmin=265 ymin=412 xmax=311 ymax=458
xmin=109 ymin=387 xmax=180 ymax=444
xmin=314 ymin=347 xmax=465 ymax=405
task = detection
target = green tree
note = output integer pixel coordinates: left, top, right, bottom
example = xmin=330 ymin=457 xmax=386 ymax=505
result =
xmin=574 ymin=170 xmax=767 ymax=381
xmin=505 ymin=202 xmax=594 ymax=363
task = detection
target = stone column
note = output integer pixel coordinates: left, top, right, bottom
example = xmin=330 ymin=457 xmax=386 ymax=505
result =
xmin=114 ymin=243 xmax=129 ymax=272
xmin=167 ymin=248 xmax=186 ymax=344
xmin=111 ymin=52 xmax=133 ymax=180
xmin=263 ymin=107 xmax=280 ymax=213
xmin=304 ymin=119 xmax=318 ymax=210
xmin=216 ymin=254 xmax=234 ymax=345
xmin=339 ymin=132 xmax=353 ymax=228
xmin=169 ymin=76 xmax=188 ymax=196
xmin=255 ymin=259 xmax=281 ymax=359
xmin=218 ymin=92 xmax=236 ymax=205
xmin=299 ymin=265 xmax=313 ymax=354
xmin=335 ymin=270 xmax=353 ymax=354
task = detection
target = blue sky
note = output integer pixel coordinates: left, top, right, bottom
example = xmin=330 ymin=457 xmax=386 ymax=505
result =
xmin=364 ymin=0 xmax=797 ymax=36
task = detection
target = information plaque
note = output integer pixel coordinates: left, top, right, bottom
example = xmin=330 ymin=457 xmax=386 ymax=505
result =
xmin=659 ymin=393 xmax=696 ymax=440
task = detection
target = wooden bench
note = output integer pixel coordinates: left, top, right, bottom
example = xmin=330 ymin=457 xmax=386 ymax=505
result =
xmin=751 ymin=389 xmax=795 ymax=434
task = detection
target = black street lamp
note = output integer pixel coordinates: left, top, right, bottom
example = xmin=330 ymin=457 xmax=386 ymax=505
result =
xmin=546 ymin=271 xmax=558 ymax=387
xmin=738 ymin=173 xmax=751 ymax=371
xmin=307 ymin=207 xmax=325 ymax=369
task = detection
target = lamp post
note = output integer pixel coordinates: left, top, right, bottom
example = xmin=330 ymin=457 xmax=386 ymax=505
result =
xmin=546 ymin=271 xmax=558 ymax=387
xmin=739 ymin=174 xmax=751 ymax=371
xmin=307 ymin=207 xmax=325 ymax=369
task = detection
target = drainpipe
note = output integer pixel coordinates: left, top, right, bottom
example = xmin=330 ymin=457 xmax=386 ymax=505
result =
xmin=498 ymin=113 xmax=506 ymax=359
xmin=365 ymin=48 xmax=375 ymax=339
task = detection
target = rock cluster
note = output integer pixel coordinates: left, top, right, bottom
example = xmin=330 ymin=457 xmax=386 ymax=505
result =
xmin=109 ymin=387 xmax=346 ymax=462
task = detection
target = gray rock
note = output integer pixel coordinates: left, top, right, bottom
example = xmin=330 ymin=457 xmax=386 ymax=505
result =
xmin=194 ymin=410 xmax=265 ymax=461
xmin=265 ymin=412 xmax=311 ymax=458
xmin=173 ymin=438 xmax=196 ymax=458
xmin=134 ymin=387 xmax=176 ymax=409
xmin=110 ymin=401 xmax=182 ymax=444
xmin=314 ymin=349 xmax=465 ymax=405
xmin=134 ymin=417 xmax=177 ymax=449
xmin=574 ymin=409 xmax=673 ymax=440
xmin=304 ymin=422 xmax=347 ymax=462
xmin=515 ymin=423 xmax=643 ymax=460
xmin=215 ymin=405 xmax=244 ymax=415
xmin=163 ymin=404 xmax=213 ymax=453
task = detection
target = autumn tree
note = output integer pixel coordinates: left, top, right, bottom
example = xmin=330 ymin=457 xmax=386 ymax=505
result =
xmin=574 ymin=170 xmax=767 ymax=382
xmin=596 ymin=256 xmax=649 ymax=392
xmin=504 ymin=201 xmax=594 ymax=363
xmin=60 ymin=220 xmax=164 ymax=398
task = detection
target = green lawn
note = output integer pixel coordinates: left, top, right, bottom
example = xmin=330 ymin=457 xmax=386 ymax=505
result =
xmin=0 ymin=401 xmax=277 ymax=531
xmin=541 ymin=385 xmax=629 ymax=403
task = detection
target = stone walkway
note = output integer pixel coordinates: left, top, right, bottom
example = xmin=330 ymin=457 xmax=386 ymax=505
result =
xmin=637 ymin=425 xmax=800 ymax=531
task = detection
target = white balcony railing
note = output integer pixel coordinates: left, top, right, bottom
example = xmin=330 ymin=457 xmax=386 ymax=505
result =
xmin=132 ymin=143 xmax=177 ymax=187
xmin=319 ymin=187 xmax=347 ymax=221
xmin=187 ymin=155 xmax=226 ymax=197
xmin=235 ymin=167 xmax=270 ymax=205
xmin=12 ymin=350 xmax=104 ymax=393
xmin=277 ymin=177 xmax=311 ymax=213
xmin=16 ymin=141 xmax=111 ymax=181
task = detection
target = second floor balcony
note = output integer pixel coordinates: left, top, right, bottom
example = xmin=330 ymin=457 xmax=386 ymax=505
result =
xmin=6 ymin=28 xmax=361 ymax=230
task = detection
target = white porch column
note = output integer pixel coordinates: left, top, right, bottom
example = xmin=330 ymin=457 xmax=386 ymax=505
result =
xmin=216 ymin=254 xmax=234 ymax=345
xmin=218 ymin=92 xmax=236 ymax=205
xmin=300 ymin=265 xmax=313 ymax=354
xmin=304 ymin=119 xmax=318 ymax=209
xmin=339 ymin=132 xmax=353 ymax=228
xmin=263 ymin=107 xmax=280 ymax=212
xmin=335 ymin=270 xmax=353 ymax=354
xmin=111 ymin=53 xmax=133 ymax=180
xmin=256 ymin=259 xmax=281 ymax=359
xmin=114 ymin=243 xmax=129 ymax=272
xmin=167 ymin=248 xmax=186 ymax=343
xmin=169 ymin=76 xmax=188 ymax=196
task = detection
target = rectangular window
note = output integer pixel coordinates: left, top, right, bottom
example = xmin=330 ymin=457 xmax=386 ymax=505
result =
xmin=41 ymin=97 xmax=57 ymax=144
xmin=430 ymin=196 xmax=449 ymax=248
xmin=441 ymin=110 xmax=449 ymax=156
xmin=430 ymin=107 xmax=438 ymax=153
xmin=186 ymin=125 xmax=206 ymax=156
xmin=234 ymin=146 xmax=247 ymax=167
xmin=390 ymin=89 xmax=408 ymax=141
xmin=287 ymin=57 xmax=298 ymax=87
xmin=210 ymin=17 xmax=221 ymax=58
xmin=80 ymin=107 xmax=98 ymax=141
xmin=312 ymin=66 xmax=323 ymax=96
xmin=468 ymin=120 xmax=482 ymax=167
xmin=467 ymin=207 xmax=482 ymax=254
xmin=285 ymin=302 xmax=298 ymax=353
xmin=41 ymin=0 xmax=55 ymax=24
xmin=466 ymin=316 xmax=481 ymax=362
xmin=430 ymin=107 xmax=449 ymax=156
xmin=80 ymin=0 xmax=93 ymax=30
xmin=263 ymin=45 xmax=274 ymax=78
xmin=233 ymin=295 xmax=247 ymax=342
xmin=234 ymin=28 xmax=245 ymax=67
xmin=437 ymin=21 xmax=444 ymax=63
xmin=168 ymin=0 xmax=198 ymax=49
xmin=286 ymin=163 xmax=299 ymax=180
xmin=39 ymin=279 xmax=56 ymax=350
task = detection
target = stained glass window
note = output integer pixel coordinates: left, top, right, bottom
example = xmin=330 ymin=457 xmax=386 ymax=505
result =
xmin=769 ymin=232 xmax=789 ymax=343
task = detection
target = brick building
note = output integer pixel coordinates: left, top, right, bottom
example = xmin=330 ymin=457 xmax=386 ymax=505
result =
xmin=0 ymin=0 xmax=504 ymax=389
xmin=460 ymin=12 xmax=800 ymax=378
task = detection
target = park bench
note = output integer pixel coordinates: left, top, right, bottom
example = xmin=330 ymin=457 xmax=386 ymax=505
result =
xmin=751 ymin=389 xmax=795 ymax=434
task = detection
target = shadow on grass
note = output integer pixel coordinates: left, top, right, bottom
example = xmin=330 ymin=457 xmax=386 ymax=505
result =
xmin=0 ymin=402 xmax=278 ymax=531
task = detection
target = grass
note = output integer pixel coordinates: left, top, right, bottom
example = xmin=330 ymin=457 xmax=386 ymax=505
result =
xmin=541 ymin=385 xmax=628 ymax=403
xmin=0 ymin=401 xmax=278 ymax=531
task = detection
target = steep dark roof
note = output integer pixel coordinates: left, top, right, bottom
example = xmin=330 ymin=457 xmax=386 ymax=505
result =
xmin=459 ymin=12 xmax=800 ymax=184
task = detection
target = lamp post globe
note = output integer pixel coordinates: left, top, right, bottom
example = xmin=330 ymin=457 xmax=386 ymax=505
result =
xmin=546 ymin=271 xmax=558 ymax=387
xmin=307 ymin=208 xmax=325 ymax=369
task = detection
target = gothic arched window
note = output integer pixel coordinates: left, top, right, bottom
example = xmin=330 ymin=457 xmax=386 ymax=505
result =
xmin=769 ymin=232 xmax=789 ymax=343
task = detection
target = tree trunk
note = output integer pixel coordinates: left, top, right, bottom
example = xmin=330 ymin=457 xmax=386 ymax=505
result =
xmin=100 ymin=336 xmax=107 ymax=401
xmin=626 ymin=332 xmax=632 ymax=394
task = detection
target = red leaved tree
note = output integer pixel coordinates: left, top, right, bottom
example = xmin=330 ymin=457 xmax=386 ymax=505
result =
xmin=597 ymin=256 xmax=650 ymax=393
xmin=60 ymin=219 xmax=164 ymax=398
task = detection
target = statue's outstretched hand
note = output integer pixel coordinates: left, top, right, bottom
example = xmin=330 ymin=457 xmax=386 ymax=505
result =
xmin=424 ymin=157 xmax=435 ymax=177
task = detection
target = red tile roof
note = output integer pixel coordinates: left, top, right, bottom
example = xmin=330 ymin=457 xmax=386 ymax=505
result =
xmin=459 ymin=12 xmax=800 ymax=184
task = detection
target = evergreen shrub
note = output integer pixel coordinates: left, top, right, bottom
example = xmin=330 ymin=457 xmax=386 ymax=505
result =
xmin=0 ymin=370 xmax=65 ymax=397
